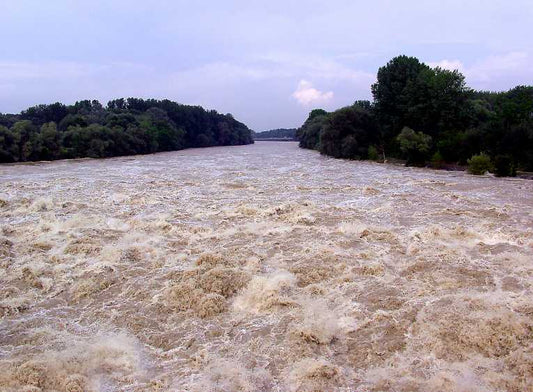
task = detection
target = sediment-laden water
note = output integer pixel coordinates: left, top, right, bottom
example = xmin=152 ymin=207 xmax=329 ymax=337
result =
xmin=0 ymin=142 xmax=531 ymax=391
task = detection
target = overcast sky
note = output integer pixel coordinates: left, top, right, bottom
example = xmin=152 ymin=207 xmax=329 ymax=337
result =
xmin=1 ymin=0 xmax=532 ymax=130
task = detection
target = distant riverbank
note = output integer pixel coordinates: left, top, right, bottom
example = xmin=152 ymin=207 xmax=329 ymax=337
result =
xmin=254 ymin=138 xmax=297 ymax=142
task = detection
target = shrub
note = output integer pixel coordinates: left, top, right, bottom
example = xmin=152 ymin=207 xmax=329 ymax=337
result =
xmin=430 ymin=151 xmax=445 ymax=169
xmin=397 ymin=127 xmax=432 ymax=166
xmin=467 ymin=153 xmax=492 ymax=175
xmin=368 ymin=145 xmax=380 ymax=161
xmin=494 ymin=155 xmax=516 ymax=177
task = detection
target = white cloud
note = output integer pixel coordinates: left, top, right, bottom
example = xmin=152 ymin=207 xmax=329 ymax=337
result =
xmin=291 ymin=80 xmax=333 ymax=106
xmin=428 ymin=59 xmax=465 ymax=73
xmin=256 ymin=52 xmax=375 ymax=83
xmin=467 ymin=52 xmax=529 ymax=83
xmin=0 ymin=61 xmax=156 ymax=83
xmin=428 ymin=52 xmax=532 ymax=90
xmin=0 ymin=61 xmax=159 ymax=114
xmin=0 ymin=61 xmax=101 ymax=80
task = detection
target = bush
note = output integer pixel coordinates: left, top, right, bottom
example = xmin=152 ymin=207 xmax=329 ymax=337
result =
xmin=397 ymin=127 xmax=432 ymax=166
xmin=493 ymin=155 xmax=516 ymax=177
xmin=430 ymin=151 xmax=445 ymax=169
xmin=467 ymin=153 xmax=492 ymax=175
xmin=368 ymin=145 xmax=380 ymax=161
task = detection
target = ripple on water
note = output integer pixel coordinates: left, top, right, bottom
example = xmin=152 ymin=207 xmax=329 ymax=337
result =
xmin=0 ymin=142 xmax=532 ymax=391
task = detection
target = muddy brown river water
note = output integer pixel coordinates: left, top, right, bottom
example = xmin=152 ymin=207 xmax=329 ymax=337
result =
xmin=0 ymin=142 xmax=532 ymax=391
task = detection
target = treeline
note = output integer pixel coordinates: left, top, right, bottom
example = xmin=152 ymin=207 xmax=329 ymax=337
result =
xmin=254 ymin=128 xmax=297 ymax=140
xmin=297 ymin=55 xmax=533 ymax=176
xmin=0 ymin=98 xmax=253 ymax=163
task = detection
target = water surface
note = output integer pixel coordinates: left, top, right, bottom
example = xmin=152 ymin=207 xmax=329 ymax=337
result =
xmin=1 ymin=142 xmax=532 ymax=391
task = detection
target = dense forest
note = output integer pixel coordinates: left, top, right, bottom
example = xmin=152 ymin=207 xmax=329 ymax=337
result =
xmin=253 ymin=128 xmax=297 ymax=140
xmin=297 ymin=55 xmax=533 ymax=176
xmin=0 ymin=98 xmax=253 ymax=163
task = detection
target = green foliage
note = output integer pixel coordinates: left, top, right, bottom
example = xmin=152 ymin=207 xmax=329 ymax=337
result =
xmin=319 ymin=105 xmax=377 ymax=159
xmin=254 ymin=128 xmax=297 ymax=140
xmin=368 ymin=145 xmax=380 ymax=161
xmin=372 ymin=56 xmax=469 ymax=142
xmin=430 ymin=151 xmax=445 ymax=169
xmin=467 ymin=154 xmax=492 ymax=175
xmin=0 ymin=98 xmax=253 ymax=163
xmin=297 ymin=111 xmax=328 ymax=150
xmin=397 ymin=127 xmax=432 ymax=166
xmin=308 ymin=109 xmax=328 ymax=120
xmin=40 ymin=122 xmax=61 ymax=160
xmin=297 ymin=55 xmax=533 ymax=176
xmin=493 ymin=155 xmax=516 ymax=177
xmin=371 ymin=55 xmax=428 ymax=143
xmin=297 ymin=103 xmax=377 ymax=160
xmin=0 ymin=125 xmax=18 ymax=162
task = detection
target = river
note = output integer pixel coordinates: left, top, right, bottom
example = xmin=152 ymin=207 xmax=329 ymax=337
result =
xmin=0 ymin=142 xmax=532 ymax=391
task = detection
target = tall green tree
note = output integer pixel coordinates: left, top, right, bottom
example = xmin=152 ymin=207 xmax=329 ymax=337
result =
xmin=320 ymin=105 xmax=377 ymax=159
xmin=371 ymin=56 xmax=428 ymax=141
xmin=297 ymin=109 xmax=329 ymax=150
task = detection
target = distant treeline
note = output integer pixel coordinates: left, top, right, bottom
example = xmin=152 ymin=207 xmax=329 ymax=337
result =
xmin=254 ymin=128 xmax=297 ymax=140
xmin=0 ymin=98 xmax=253 ymax=163
xmin=297 ymin=55 xmax=533 ymax=176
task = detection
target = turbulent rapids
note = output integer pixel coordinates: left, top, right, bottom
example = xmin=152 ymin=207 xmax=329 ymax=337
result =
xmin=0 ymin=142 xmax=532 ymax=391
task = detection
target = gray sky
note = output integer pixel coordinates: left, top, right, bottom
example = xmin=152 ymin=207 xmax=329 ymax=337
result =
xmin=1 ymin=0 xmax=532 ymax=131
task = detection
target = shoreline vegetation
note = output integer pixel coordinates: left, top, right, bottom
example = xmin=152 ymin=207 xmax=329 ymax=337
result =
xmin=297 ymin=55 xmax=533 ymax=177
xmin=253 ymin=128 xmax=297 ymax=141
xmin=0 ymin=98 xmax=253 ymax=163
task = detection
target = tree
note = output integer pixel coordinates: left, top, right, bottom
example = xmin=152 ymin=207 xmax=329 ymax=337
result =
xmin=40 ymin=122 xmax=60 ymax=160
xmin=371 ymin=55 xmax=470 ymax=160
xmin=58 ymin=114 xmax=88 ymax=132
xmin=405 ymin=66 xmax=470 ymax=136
xmin=21 ymin=103 xmax=69 ymax=126
xmin=297 ymin=110 xmax=329 ymax=150
xmin=493 ymin=155 xmax=516 ymax=177
xmin=319 ymin=105 xmax=377 ymax=159
xmin=371 ymin=56 xmax=429 ymax=138
xmin=0 ymin=126 xmax=17 ymax=162
xmin=0 ymin=98 xmax=253 ymax=163
xmin=294 ymin=55 xmax=532 ymax=175
xmin=396 ymin=127 xmax=432 ymax=166
xmin=10 ymin=120 xmax=39 ymax=161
